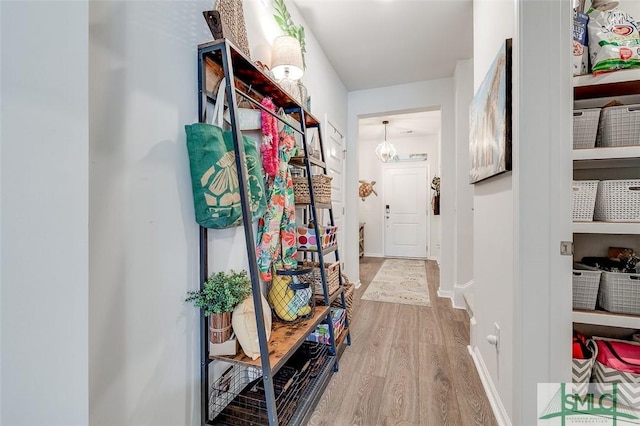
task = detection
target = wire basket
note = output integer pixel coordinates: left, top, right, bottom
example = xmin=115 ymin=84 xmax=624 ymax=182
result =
xmin=268 ymin=268 xmax=315 ymax=323
xmin=572 ymin=180 xmax=599 ymax=222
xmin=292 ymin=175 xmax=332 ymax=205
xmin=593 ymin=179 xmax=640 ymax=222
xmin=300 ymin=260 xmax=340 ymax=296
xmin=573 ymin=108 xmax=601 ymax=149
xmin=572 ymin=264 xmax=602 ymax=310
xmin=598 ymin=103 xmax=640 ymax=147
xmin=598 ymin=271 xmax=640 ymax=315
xmin=210 ymin=364 xmax=302 ymax=425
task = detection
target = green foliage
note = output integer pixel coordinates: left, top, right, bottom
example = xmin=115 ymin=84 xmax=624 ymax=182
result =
xmin=185 ymin=270 xmax=252 ymax=316
xmin=273 ymin=0 xmax=306 ymax=69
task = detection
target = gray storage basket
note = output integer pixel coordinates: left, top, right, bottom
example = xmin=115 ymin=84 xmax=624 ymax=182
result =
xmin=573 ymin=263 xmax=602 ymax=310
xmin=573 ymin=108 xmax=601 ymax=149
xmin=593 ymin=179 xmax=640 ymax=222
xmin=572 ymin=180 xmax=599 ymax=222
xmin=598 ymin=271 xmax=640 ymax=315
xmin=599 ymin=103 xmax=640 ymax=147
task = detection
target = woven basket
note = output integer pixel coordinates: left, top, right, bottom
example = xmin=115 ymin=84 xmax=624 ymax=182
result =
xmin=599 ymin=103 xmax=640 ymax=147
xmin=572 ymin=180 xmax=598 ymax=222
xmin=572 ymin=264 xmax=602 ymax=310
xmin=292 ymin=175 xmax=332 ymax=205
xmin=593 ymin=179 xmax=640 ymax=222
xmin=573 ymin=108 xmax=601 ymax=149
xmin=214 ymin=0 xmax=250 ymax=58
xmin=301 ymin=261 xmax=340 ymax=296
xmin=598 ymin=271 xmax=640 ymax=315
xmin=332 ymin=281 xmax=354 ymax=325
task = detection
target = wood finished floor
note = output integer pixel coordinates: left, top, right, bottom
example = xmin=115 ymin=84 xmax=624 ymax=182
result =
xmin=309 ymin=258 xmax=497 ymax=426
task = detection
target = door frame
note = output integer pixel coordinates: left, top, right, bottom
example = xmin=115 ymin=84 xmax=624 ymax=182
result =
xmin=324 ymin=115 xmax=346 ymax=264
xmin=381 ymin=162 xmax=430 ymax=259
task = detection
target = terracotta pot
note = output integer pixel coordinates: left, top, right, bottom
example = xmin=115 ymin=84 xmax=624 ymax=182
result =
xmin=209 ymin=312 xmax=232 ymax=343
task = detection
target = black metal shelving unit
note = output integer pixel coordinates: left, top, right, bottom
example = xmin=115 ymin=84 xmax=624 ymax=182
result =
xmin=196 ymin=39 xmax=350 ymax=426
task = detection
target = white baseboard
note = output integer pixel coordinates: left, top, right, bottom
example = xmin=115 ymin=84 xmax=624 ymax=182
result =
xmin=452 ymin=279 xmax=473 ymax=310
xmin=363 ymin=252 xmax=384 ymax=258
xmin=352 ymin=279 xmax=362 ymax=289
xmin=428 ymin=256 xmax=440 ymax=264
xmin=437 ymin=289 xmax=453 ymax=299
xmin=467 ymin=346 xmax=511 ymax=426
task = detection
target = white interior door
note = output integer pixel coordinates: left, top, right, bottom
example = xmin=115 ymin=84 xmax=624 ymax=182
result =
xmin=324 ymin=119 xmax=345 ymax=259
xmin=383 ymin=165 xmax=428 ymax=258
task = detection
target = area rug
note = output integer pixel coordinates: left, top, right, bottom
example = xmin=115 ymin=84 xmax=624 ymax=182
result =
xmin=361 ymin=258 xmax=430 ymax=306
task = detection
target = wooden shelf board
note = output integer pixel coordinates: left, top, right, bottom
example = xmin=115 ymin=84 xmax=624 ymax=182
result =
xmin=199 ymin=39 xmax=320 ymax=127
xmin=574 ymin=70 xmax=640 ymax=100
xmin=295 ymin=202 xmax=332 ymax=210
xmin=314 ymin=286 xmax=344 ymax=306
xmin=289 ymin=156 xmax=326 ymax=169
xmin=573 ymin=309 xmax=640 ymax=329
xmin=572 ymin=222 xmax=640 ymax=234
xmin=573 ymin=146 xmax=640 ymax=169
xmin=335 ymin=327 xmax=349 ymax=348
xmin=298 ymin=245 xmax=338 ymax=256
xmin=210 ymin=306 xmax=330 ymax=373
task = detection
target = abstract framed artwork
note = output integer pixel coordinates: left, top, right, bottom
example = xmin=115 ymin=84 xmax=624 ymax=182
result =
xmin=469 ymin=38 xmax=512 ymax=184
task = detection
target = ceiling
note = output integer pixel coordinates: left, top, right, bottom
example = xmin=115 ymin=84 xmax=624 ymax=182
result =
xmin=359 ymin=110 xmax=441 ymax=141
xmin=293 ymin=0 xmax=473 ymax=91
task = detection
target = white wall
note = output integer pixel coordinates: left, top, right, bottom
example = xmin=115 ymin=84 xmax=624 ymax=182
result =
xmin=347 ymin=79 xmax=455 ymax=293
xmin=358 ymin=132 xmax=440 ymax=259
xmin=88 ymin=1 xmax=347 ymax=425
xmin=1 ymin=2 xmax=89 ymax=425
xmin=472 ymin=0 xmax=573 ymax=424
xmin=453 ymin=59 xmax=474 ymax=299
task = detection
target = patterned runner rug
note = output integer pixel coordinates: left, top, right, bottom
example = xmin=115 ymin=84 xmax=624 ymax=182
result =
xmin=361 ymin=258 xmax=430 ymax=306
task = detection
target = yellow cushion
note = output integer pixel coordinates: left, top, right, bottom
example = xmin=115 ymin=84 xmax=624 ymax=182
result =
xmin=232 ymin=294 xmax=272 ymax=360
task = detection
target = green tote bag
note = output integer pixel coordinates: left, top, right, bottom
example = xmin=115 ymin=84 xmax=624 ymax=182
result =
xmin=185 ymin=78 xmax=267 ymax=229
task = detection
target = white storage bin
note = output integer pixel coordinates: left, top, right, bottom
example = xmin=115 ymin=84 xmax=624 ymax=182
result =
xmin=573 ymin=108 xmax=601 ymax=149
xmin=572 ymin=180 xmax=599 ymax=222
xmin=599 ymin=104 xmax=640 ymax=147
xmin=598 ymin=271 xmax=640 ymax=315
xmin=573 ymin=265 xmax=602 ymax=310
xmin=593 ymin=179 xmax=640 ymax=222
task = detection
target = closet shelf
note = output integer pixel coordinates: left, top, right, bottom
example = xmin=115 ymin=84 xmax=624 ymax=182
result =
xmin=573 ymin=146 xmax=640 ymax=169
xmin=572 ymin=222 xmax=640 ymax=235
xmin=210 ymin=306 xmax=330 ymax=374
xmin=573 ymin=309 xmax=640 ymax=329
xmin=289 ymin=156 xmax=326 ymax=169
xmin=574 ymin=69 xmax=640 ymax=100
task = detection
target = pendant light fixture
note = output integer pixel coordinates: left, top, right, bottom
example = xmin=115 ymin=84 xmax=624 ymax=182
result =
xmin=375 ymin=120 xmax=397 ymax=163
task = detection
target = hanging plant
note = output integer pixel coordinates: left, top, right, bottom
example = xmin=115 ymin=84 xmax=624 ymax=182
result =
xmin=273 ymin=0 xmax=307 ymax=68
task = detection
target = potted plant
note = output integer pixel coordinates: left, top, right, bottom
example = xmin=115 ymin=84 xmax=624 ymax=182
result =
xmin=185 ymin=270 xmax=252 ymax=343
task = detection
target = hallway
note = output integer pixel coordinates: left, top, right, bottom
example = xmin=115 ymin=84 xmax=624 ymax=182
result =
xmin=309 ymin=258 xmax=496 ymax=425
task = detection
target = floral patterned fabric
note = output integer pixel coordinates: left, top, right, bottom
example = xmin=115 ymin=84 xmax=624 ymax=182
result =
xmin=256 ymin=125 xmax=298 ymax=282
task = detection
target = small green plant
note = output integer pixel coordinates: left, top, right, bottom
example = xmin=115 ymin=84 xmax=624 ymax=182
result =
xmin=185 ymin=270 xmax=252 ymax=316
xmin=273 ymin=0 xmax=306 ymax=68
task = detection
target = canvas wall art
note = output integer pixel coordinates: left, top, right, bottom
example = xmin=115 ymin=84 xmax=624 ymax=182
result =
xmin=469 ymin=38 xmax=512 ymax=184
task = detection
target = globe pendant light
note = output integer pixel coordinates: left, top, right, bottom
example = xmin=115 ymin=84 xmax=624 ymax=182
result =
xmin=375 ymin=120 xmax=396 ymax=163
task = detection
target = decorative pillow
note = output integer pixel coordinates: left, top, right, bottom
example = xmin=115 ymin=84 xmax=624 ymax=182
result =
xmin=232 ymin=294 xmax=272 ymax=360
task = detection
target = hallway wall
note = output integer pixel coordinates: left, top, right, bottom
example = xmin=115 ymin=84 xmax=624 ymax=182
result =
xmin=88 ymin=1 xmax=347 ymax=424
